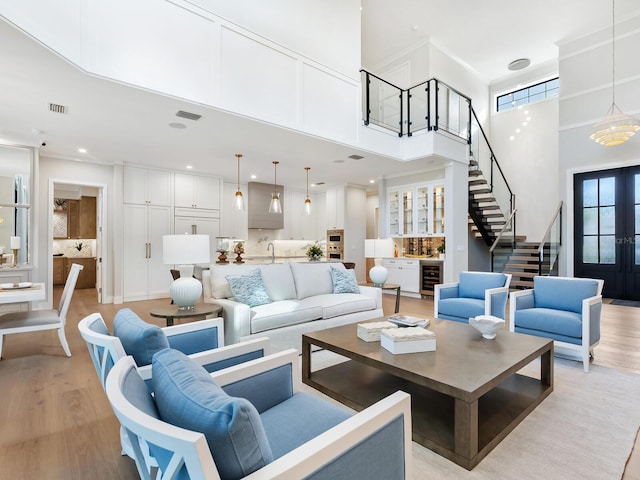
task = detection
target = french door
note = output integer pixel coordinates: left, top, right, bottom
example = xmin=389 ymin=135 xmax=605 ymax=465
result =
xmin=574 ymin=166 xmax=640 ymax=300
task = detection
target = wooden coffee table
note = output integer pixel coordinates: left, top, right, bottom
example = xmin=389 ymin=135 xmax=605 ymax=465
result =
xmin=302 ymin=318 xmax=553 ymax=470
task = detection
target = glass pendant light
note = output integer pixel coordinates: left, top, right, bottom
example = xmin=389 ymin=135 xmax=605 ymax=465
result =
xmin=268 ymin=161 xmax=282 ymax=214
xmin=234 ymin=153 xmax=244 ymax=210
xmin=304 ymin=167 xmax=311 ymax=215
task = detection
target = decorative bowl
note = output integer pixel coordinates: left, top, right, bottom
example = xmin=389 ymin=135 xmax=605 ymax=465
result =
xmin=469 ymin=315 xmax=505 ymax=340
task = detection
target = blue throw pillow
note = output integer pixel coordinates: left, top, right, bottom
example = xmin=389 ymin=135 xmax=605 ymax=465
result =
xmin=152 ymin=349 xmax=273 ymax=479
xmin=330 ymin=266 xmax=360 ymax=294
xmin=226 ymin=269 xmax=271 ymax=307
xmin=113 ymin=308 xmax=169 ymax=366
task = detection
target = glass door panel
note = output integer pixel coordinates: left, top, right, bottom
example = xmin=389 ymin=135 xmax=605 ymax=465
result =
xmin=388 ymin=190 xmax=400 ymax=236
xmin=416 ymin=186 xmax=429 ymax=235
xmin=433 ymin=185 xmax=445 ymax=234
xmin=402 ymin=188 xmax=413 ymax=235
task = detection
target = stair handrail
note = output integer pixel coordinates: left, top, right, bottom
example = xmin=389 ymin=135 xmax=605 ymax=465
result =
xmin=489 ymin=208 xmax=518 ymax=254
xmin=537 ymin=201 xmax=563 ymax=275
xmin=470 ymin=107 xmax=514 ymax=213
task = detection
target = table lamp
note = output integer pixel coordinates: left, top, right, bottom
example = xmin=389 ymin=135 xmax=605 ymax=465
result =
xmin=365 ymin=238 xmax=394 ymax=287
xmin=10 ymin=236 xmax=20 ymax=268
xmin=163 ymin=234 xmax=210 ymax=310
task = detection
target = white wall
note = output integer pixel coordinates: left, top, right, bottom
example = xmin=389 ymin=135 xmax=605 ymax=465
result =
xmin=489 ymin=98 xmax=560 ymax=241
xmin=558 ymin=13 xmax=640 ymax=275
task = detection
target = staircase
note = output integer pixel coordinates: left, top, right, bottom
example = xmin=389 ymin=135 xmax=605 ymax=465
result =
xmin=468 ymin=156 xmax=507 ymax=245
xmin=500 ymin=242 xmax=539 ymax=289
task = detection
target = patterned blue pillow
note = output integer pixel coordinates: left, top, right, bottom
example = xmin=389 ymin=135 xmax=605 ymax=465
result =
xmin=226 ymin=269 xmax=272 ymax=307
xmin=330 ymin=266 xmax=360 ymax=294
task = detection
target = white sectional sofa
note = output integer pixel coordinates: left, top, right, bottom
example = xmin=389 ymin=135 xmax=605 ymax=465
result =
xmin=202 ymin=262 xmax=383 ymax=352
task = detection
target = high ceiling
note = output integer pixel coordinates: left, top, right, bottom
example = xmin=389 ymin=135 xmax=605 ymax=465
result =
xmin=1 ymin=2 xmax=638 ymax=191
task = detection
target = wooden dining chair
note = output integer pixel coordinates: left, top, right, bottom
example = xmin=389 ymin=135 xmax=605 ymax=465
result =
xmin=0 ymin=263 xmax=83 ymax=358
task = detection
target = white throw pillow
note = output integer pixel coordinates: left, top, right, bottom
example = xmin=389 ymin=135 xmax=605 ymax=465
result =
xmin=259 ymin=263 xmax=297 ymax=301
xmin=290 ymin=262 xmax=346 ymax=299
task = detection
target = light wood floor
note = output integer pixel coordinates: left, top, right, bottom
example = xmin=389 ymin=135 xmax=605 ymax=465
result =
xmin=0 ymin=289 xmax=639 ymax=479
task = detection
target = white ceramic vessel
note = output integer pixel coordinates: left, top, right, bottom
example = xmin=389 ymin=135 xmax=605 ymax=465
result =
xmin=469 ymin=315 xmax=505 ymax=340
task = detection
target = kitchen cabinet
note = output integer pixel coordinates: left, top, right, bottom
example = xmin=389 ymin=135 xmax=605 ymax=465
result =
xmin=282 ymin=190 xmax=318 ymax=240
xmin=325 ymin=187 xmax=345 ymax=230
xmin=55 ymin=196 xmax=97 ymax=239
xmin=54 ymin=257 xmax=96 ymax=289
xmin=123 ymin=204 xmax=172 ymax=301
xmin=53 ymin=257 xmax=65 ymax=285
xmin=79 ymin=196 xmax=97 ymax=239
xmin=174 ymin=173 xmax=221 ymax=210
xmin=382 ymin=258 xmax=420 ymax=293
xmin=123 ymin=166 xmax=172 ymax=206
xmin=65 ymin=257 xmax=96 ymax=289
xmin=387 ymin=181 xmax=444 ymax=237
xmin=174 ymin=210 xmax=220 ymax=262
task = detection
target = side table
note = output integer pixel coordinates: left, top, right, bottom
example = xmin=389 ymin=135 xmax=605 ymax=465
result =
xmin=149 ymin=304 xmax=222 ymax=327
xmin=360 ymin=282 xmax=401 ymax=313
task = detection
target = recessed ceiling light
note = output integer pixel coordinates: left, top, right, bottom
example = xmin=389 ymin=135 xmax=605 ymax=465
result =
xmin=78 ymin=148 xmax=87 ymax=153
xmin=508 ymin=58 xmax=531 ymax=71
xmin=186 ymin=165 xmax=193 ymax=169
xmin=169 ymin=122 xmax=186 ymax=129
xmin=311 ymin=183 xmax=316 ymax=187
xmin=250 ymin=174 xmax=257 ymax=179
xmin=516 ymin=128 xmax=521 ymax=133
xmin=369 ymin=179 xmax=375 ymax=184
xmin=510 ymin=136 xmax=515 ymax=141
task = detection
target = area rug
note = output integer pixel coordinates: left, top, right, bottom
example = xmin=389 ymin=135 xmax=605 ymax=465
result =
xmin=610 ymin=299 xmax=640 ymax=308
xmin=304 ymin=351 xmax=640 ymax=480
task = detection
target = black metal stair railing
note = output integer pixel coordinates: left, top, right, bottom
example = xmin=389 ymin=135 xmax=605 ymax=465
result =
xmin=360 ymin=69 xmax=516 ymax=262
xmin=360 ymin=70 xmax=472 ymax=142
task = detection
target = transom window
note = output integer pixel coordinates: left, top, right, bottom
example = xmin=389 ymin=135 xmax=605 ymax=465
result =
xmin=496 ymin=77 xmax=559 ymax=112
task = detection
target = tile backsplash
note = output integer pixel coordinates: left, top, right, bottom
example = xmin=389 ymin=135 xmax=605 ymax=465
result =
xmin=53 ymin=239 xmax=96 ymax=257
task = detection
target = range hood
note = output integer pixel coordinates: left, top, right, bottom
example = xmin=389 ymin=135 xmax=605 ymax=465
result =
xmin=248 ymin=182 xmax=284 ymax=229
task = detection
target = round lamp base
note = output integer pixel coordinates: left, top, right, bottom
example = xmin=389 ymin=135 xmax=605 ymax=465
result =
xmin=170 ymin=277 xmax=202 ymax=309
xmin=369 ymin=265 xmax=388 ymax=287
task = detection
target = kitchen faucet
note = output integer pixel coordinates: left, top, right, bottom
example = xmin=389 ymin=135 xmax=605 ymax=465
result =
xmin=267 ymin=242 xmax=275 ymax=263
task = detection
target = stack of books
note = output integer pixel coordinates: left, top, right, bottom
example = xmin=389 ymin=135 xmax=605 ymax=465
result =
xmin=381 ymin=326 xmax=436 ymax=354
xmin=387 ymin=314 xmax=430 ymax=328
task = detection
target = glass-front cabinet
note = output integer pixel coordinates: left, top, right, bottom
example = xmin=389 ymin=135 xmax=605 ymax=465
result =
xmin=387 ymin=181 xmax=444 ymax=237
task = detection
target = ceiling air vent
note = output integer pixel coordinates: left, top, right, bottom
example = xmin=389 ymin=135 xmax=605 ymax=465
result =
xmin=348 ymin=154 xmax=364 ymax=160
xmin=49 ymin=103 xmax=67 ymax=114
xmin=176 ymin=110 xmax=202 ymax=121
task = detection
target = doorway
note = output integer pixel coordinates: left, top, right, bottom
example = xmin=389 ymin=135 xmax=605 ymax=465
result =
xmin=573 ymin=166 xmax=640 ymax=300
xmin=51 ymin=182 xmax=104 ymax=303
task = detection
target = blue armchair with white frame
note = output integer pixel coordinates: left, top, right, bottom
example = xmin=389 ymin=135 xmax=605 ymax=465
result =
xmin=78 ymin=308 xmax=270 ymax=473
xmin=434 ymin=271 xmax=512 ymax=323
xmin=106 ymin=349 xmax=413 ymax=480
xmin=510 ymin=276 xmax=604 ymax=372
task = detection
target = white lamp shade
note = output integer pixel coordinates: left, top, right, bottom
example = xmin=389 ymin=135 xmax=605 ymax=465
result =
xmin=163 ymin=234 xmax=210 ymax=265
xmin=365 ymin=238 xmax=394 ymax=258
xmin=10 ymin=236 xmax=21 ymax=249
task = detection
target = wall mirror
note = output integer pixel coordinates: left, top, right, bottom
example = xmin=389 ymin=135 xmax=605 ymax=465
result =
xmin=0 ymin=144 xmax=32 ymax=266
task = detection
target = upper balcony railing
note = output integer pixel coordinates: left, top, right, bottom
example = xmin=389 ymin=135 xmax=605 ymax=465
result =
xmin=360 ymin=70 xmax=472 ymax=143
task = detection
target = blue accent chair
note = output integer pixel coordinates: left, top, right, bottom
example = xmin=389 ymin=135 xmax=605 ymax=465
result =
xmin=510 ymin=276 xmax=604 ymax=372
xmin=78 ymin=309 xmax=270 ymax=473
xmin=434 ymin=271 xmax=512 ymax=323
xmin=106 ymin=350 xmax=413 ymax=480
